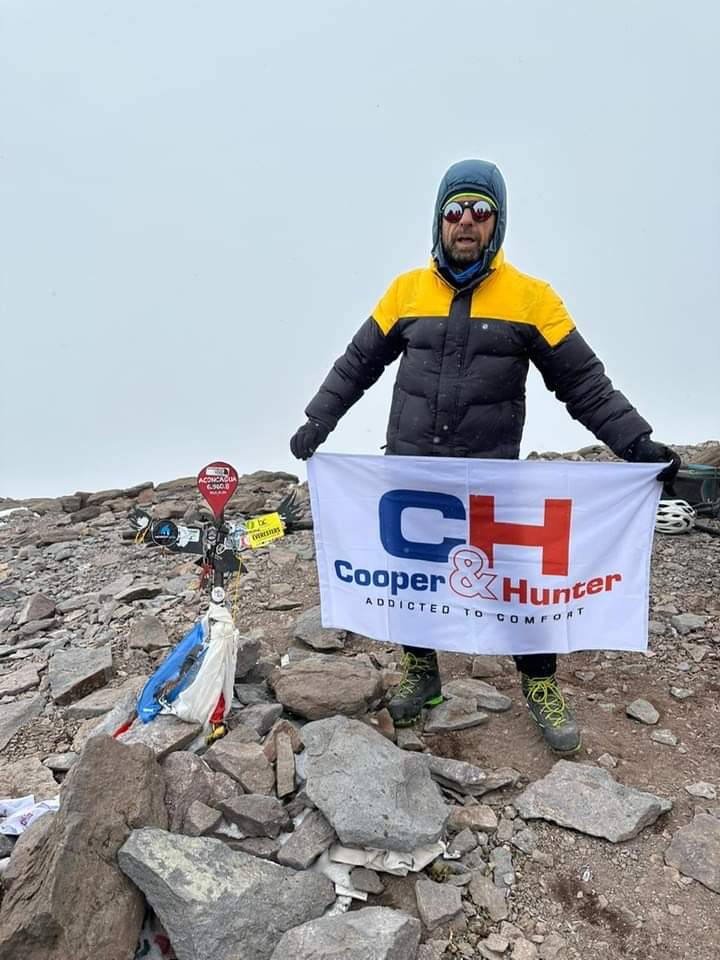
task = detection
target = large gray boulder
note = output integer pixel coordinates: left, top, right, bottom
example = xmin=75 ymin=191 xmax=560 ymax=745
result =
xmin=269 ymin=906 xmax=421 ymax=960
xmin=48 ymin=643 xmax=113 ymax=705
xmin=0 ymin=736 xmax=167 ymax=960
xmin=117 ymin=829 xmax=336 ymax=960
xmin=301 ymin=716 xmax=448 ymax=851
xmin=515 ymin=760 xmax=672 ymax=842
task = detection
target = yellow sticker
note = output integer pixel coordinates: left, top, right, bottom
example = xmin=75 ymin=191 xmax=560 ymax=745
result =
xmin=243 ymin=512 xmax=285 ymax=548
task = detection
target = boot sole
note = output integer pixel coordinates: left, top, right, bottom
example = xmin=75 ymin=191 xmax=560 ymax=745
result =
xmin=392 ymin=695 xmax=444 ymax=727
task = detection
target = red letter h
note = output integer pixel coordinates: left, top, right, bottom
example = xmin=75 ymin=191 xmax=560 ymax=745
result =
xmin=469 ymin=496 xmax=572 ymax=576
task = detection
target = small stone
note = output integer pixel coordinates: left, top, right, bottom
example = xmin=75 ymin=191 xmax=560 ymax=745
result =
xmin=239 ymin=702 xmax=283 ymax=737
xmin=469 ymin=872 xmax=509 ymax=921
xmin=670 ymin=613 xmax=707 ymax=635
xmin=183 ymin=801 xmax=222 ymax=837
xmin=665 ymin=813 xmax=720 ymax=893
xmin=651 ymin=729 xmax=678 ymax=746
xmin=293 ymin=605 xmax=346 ymax=651
xmin=685 ymin=782 xmax=717 ymax=800
xmin=42 ymin=752 xmax=78 ymax=773
xmin=448 ymin=828 xmax=478 ymax=857
xmin=217 ymin=794 xmax=291 ymax=838
xmin=113 ymin=580 xmax=163 ymax=602
xmin=512 ymin=939 xmax=538 ymax=960
xmin=625 ymin=698 xmax=659 ymax=725
xmin=471 ymin=656 xmax=503 ymax=678
xmin=667 ymin=904 xmax=683 ymax=917
xmin=444 ymin=678 xmax=512 ymax=713
xmin=538 ymin=932 xmax=567 ymax=959
xmin=0 ymin=663 xmax=41 ymax=697
xmin=350 ymin=866 xmax=384 ymax=894
xmin=48 ymin=644 xmax=113 ymax=705
xmin=275 ymin=733 xmax=296 ymax=798
xmin=497 ymin=818 xmax=514 ymax=843
xmin=276 ymin=810 xmax=336 ymax=870
xmin=596 ymin=753 xmax=618 ymax=770
xmin=491 ymin=847 xmax=515 ymax=888
xmin=415 ymin=876 xmax=463 ymax=930
xmin=396 ymin=727 xmax=425 ymax=751
xmin=423 ymin=697 xmax=489 ymax=733
xmin=128 ymin=615 xmax=171 ymax=651
xmin=121 ymin=715 xmax=202 ymax=760
xmin=17 ymin=593 xmax=56 ymax=625
xmin=670 ymin=687 xmax=692 ymax=700
xmin=484 ymin=933 xmax=510 ymax=953
xmin=205 ymin=740 xmax=275 ymax=795
xmin=511 ymin=828 xmax=538 ymax=855
xmin=262 ymin=719 xmax=303 ymax=762
xmin=449 ymin=805 xmax=498 ymax=833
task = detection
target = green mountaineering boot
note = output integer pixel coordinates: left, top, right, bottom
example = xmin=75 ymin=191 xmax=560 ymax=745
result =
xmin=388 ymin=651 xmax=443 ymax=726
xmin=521 ymin=674 xmax=582 ymax=755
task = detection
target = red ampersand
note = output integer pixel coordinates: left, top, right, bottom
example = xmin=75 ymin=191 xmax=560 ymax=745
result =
xmin=449 ymin=548 xmax=498 ymax=600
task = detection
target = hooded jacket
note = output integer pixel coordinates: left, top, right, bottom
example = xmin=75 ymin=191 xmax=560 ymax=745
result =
xmin=305 ymin=159 xmax=650 ymax=459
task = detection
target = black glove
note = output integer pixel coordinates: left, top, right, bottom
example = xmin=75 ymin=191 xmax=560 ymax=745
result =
xmin=290 ymin=420 xmax=331 ymax=460
xmin=624 ymin=434 xmax=681 ymax=483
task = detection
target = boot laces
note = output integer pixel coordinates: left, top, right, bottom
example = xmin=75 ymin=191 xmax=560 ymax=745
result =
xmin=525 ymin=676 xmax=569 ymax=728
xmin=396 ymin=652 xmax=434 ymax=697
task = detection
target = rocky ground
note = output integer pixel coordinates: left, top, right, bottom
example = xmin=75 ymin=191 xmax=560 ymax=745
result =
xmin=0 ymin=444 xmax=718 ymax=960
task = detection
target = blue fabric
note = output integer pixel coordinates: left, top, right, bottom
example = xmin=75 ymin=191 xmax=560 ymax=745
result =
xmin=136 ymin=619 xmax=208 ymax=723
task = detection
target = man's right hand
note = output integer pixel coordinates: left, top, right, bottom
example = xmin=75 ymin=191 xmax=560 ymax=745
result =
xmin=289 ymin=420 xmax=331 ymax=460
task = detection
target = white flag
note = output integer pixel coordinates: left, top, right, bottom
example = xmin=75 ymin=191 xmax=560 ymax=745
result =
xmin=307 ymin=453 xmax=662 ymax=656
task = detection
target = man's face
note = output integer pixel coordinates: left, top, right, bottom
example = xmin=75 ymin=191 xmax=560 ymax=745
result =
xmin=441 ymin=200 xmax=497 ymax=268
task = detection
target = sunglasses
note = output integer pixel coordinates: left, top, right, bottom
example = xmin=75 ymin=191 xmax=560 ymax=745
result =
xmin=442 ymin=198 xmax=496 ymax=224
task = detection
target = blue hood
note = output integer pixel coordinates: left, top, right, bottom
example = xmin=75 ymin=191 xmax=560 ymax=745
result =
xmin=432 ymin=159 xmax=507 ymax=285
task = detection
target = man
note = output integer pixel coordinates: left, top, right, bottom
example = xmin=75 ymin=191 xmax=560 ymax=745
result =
xmin=290 ymin=159 xmax=679 ymax=754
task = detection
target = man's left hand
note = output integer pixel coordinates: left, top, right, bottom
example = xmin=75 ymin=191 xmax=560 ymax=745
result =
xmin=625 ymin=434 xmax=681 ymax=483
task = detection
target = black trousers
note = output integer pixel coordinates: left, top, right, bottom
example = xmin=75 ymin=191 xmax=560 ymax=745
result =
xmin=402 ymin=644 xmax=557 ymax=678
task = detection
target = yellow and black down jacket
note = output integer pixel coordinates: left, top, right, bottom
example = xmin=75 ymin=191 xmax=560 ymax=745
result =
xmin=305 ymin=250 xmax=651 ymax=459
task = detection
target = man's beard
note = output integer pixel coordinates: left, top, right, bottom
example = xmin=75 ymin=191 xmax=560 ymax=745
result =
xmin=444 ymin=237 xmax=486 ymax=270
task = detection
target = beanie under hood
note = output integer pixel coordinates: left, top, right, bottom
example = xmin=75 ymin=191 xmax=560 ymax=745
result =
xmin=432 ymin=159 xmax=507 ymax=286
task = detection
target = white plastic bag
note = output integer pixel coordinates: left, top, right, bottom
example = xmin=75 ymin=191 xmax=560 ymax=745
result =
xmin=168 ymin=603 xmax=238 ymax=727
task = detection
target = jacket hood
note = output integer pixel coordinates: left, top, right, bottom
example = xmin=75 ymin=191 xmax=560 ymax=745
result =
xmin=432 ymin=159 xmax=507 ymax=285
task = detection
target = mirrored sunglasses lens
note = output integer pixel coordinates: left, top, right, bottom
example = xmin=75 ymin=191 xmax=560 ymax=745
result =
xmin=443 ymin=201 xmax=463 ymax=223
xmin=471 ymin=200 xmax=494 ymax=222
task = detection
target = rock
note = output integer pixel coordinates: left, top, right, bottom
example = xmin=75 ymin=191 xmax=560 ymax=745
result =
xmin=17 ymin=593 xmax=56 ymax=625
xmin=294 ymin=605 xmax=346 ymax=651
xmin=128 ymin=615 xmax=171 ymax=651
xmin=113 ymin=580 xmax=164 ymax=602
xmin=209 ymin=771 xmax=241 ymax=807
xmin=415 ymin=876 xmax=463 ymax=930
xmin=271 ymin=655 xmax=383 ymax=720
xmin=471 ymin=656 xmax=504 ymax=678
xmin=0 ymin=736 xmax=167 ymax=960
xmin=48 ymin=643 xmax=113 ymax=705
xmin=218 ymin=795 xmax=291 ymax=838
xmin=183 ymin=800 xmax=222 ymax=837
xmin=0 ymin=663 xmax=41 ymax=697
xmin=162 ymin=752 xmax=214 ymax=832
xmin=469 ymin=872 xmax=509 ymax=921
xmin=236 ymin=836 xmax=282 ymax=859
xmin=396 ymin=728 xmax=425 ymax=751
xmin=427 ymin=755 xmax=487 ymax=794
xmin=276 ymin=810 xmax=337 ymax=869
xmin=263 ymin=718 xmax=303 ymax=762
xmin=418 ymin=942 xmax=449 ymax=960
xmin=72 ymin=682 xmax=145 ymax=752
xmin=118 ymin=829 xmax=336 ymax=960
xmin=423 ymin=697 xmax=489 ymax=733
xmin=447 ymin=828 xmax=477 ymax=856
xmin=651 ymin=729 xmax=678 ymax=746
xmin=484 ymin=934 xmax=510 ymax=953
xmin=275 ymin=733 xmax=296 ymax=797
xmin=538 ymin=932 xmax=567 ymax=959
xmin=670 ymin=686 xmax=692 ymax=700
xmin=302 ymin=716 xmax=448 ymax=852
xmin=444 ymin=678 xmax=512 ymax=712
xmin=205 ymin=740 xmax=275 ymax=795
xmin=121 ymin=715 xmax=202 ymax=760
xmin=0 ymin=694 xmax=44 ymax=751
xmin=271 ymin=906 xmax=421 ymax=960
xmin=515 ymin=760 xmax=672 ymax=842
xmin=0 ymin=757 xmax=58 ymax=801
xmin=596 ymin=753 xmax=618 ymax=769
xmin=235 ymin=634 xmax=262 ymax=678
xmin=65 ymin=678 xmax=145 ymax=720
xmin=239 ymin=702 xmax=283 ymax=736
xmin=671 ymin=613 xmax=707 ymax=635
xmin=685 ymin=782 xmax=717 ymax=800
xmin=625 ymin=698 xmax=659 ymax=725
xmin=351 ymin=866 xmax=385 ymax=894
xmin=511 ymin=828 xmax=538 ymax=855
xmin=42 ymin=752 xmax=77 ymax=773
xmin=491 ymin=846 xmax=515 ymax=887
xmin=664 ymin=813 xmax=720 ymax=893
xmin=512 ymin=939 xmax=538 ymax=960
xmin=19 ymin=616 xmax=62 ymax=638
xmin=448 ymin=805 xmax=498 ymax=833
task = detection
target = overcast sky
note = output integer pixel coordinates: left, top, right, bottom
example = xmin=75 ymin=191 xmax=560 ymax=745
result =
xmin=2 ymin=0 xmax=718 ymax=499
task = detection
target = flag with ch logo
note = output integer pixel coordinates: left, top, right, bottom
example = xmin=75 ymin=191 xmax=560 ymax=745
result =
xmin=307 ymin=453 xmax=662 ymax=655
